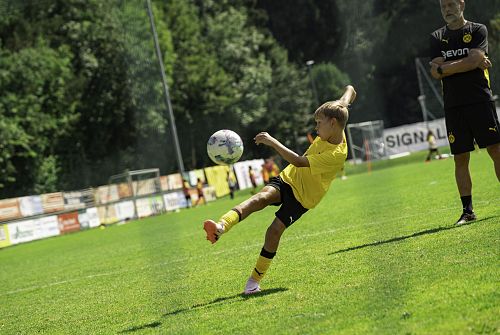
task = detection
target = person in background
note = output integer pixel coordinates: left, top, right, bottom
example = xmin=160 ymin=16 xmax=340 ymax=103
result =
xmin=194 ymin=178 xmax=205 ymax=206
xmin=425 ymin=130 xmax=442 ymax=162
xmin=182 ymin=179 xmax=192 ymax=208
xmin=227 ymin=171 xmax=237 ymax=199
xmin=248 ymin=166 xmax=257 ymax=194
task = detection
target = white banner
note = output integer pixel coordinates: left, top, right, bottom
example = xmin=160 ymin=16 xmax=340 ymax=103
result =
xmin=86 ymin=207 xmax=101 ymax=228
xmin=18 ymin=195 xmax=43 ymax=217
xmin=233 ymin=159 xmax=265 ymax=190
xmin=8 ymin=220 xmax=36 ymax=245
xmin=383 ymin=118 xmax=448 ymax=156
xmin=33 ymin=216 xmax=59 ymax=239
xmin=136 ymin=198 xmax=153 ymax=218
xmin=163 ymin=191 xmax=184 ymax=211
xmin=115 ymin=200 xmax=135 ymax=221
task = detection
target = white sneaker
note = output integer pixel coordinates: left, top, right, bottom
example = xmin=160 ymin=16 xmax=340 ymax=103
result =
xmin=243 ymin=277 xmax=261 ymax=295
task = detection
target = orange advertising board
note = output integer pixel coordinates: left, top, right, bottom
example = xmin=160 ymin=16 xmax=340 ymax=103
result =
xmin=0 ymin=198 xmax=21 ymax=222
xmin=42 ymin=192 xmax=65 ymax=213
xmin=57 ymin=212 xmax=80 ymax=234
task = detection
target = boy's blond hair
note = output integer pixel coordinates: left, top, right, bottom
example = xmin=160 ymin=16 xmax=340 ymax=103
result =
xmin=313 ymin=100 xmax=349 ymax=129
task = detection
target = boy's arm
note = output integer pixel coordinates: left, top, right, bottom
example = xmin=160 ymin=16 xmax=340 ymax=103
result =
xmin=254 ymin=132 xmax=310 ymax=167
xmin=337 ymin=85 xmax=356 ymax=107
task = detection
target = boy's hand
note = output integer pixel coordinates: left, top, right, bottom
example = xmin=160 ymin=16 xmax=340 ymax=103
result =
xmin=254 ymin=132 xmax=277 ymax=147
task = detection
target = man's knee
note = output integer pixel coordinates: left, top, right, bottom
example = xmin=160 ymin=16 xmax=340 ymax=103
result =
xmin=454 ymin=152 xmax=470 ymax=167
xmin=486 ymin=143 xmax=500 ymax=160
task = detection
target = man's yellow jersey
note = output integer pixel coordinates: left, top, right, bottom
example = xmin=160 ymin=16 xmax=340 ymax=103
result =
xmin=280 ymin=135 xmax=347 ymax=209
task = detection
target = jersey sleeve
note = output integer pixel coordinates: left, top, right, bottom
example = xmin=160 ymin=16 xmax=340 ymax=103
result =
xmin=306 ymin=150 xmax=344 ymax=176
xmin=429 ymin=33 xmax=443 ymax=59
xmin=470 ymin=24 xmax=488 ymax=54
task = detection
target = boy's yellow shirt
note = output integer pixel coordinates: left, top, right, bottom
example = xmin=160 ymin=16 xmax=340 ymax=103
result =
xmin=280 ymin=134 xmax=347 ymax=209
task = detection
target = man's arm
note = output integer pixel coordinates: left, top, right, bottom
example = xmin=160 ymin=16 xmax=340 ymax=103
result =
xmin=430 ymin=49 xmax=491 ymax=79
xmin=254 ymin=132 xmax=310 ymax=167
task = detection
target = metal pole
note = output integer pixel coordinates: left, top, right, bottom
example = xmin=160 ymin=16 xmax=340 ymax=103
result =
xmin=418 ymin=95 xmax=429 ymax=128
xmin=306 ymin=60 xmax=319 ymax=106
xmin=346 ymin=125 xmax=357 ymax=165
xmin=416 ymin=58 xmax=444 ymax=108
xmin=146 ymin=0 xmax=185 ymax=173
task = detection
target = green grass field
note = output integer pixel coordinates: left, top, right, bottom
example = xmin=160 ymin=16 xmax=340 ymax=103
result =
xmin=1 ymin=150 xmax=499 ymax=334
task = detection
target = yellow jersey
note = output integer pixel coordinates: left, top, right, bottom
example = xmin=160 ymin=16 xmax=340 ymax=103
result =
xmin=280 ymin=135 xmax=347 ymax=209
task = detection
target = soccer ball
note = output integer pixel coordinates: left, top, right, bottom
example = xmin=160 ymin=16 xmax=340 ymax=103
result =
xmin=207 ymin=129 xmax=244 ymax=165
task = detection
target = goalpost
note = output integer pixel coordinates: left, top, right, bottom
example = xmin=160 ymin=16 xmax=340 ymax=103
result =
xmin=346 ymin=120 xmax=386 ymax=166
xmin=415 ymin=57 xmax=445 ymax=125
xmin=101 ymin=168 xmax=166 ymax=223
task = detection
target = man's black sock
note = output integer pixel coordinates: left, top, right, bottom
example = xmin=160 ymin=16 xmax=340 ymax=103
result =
xmin=460 ymin=195 xmax=473 ymax=214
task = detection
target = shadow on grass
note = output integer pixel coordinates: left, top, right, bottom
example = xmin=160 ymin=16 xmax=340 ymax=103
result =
xmin=329 ymin=217 xmax=492 ymax=255
xmin=119 ymin=287 xmax=288 ymax=333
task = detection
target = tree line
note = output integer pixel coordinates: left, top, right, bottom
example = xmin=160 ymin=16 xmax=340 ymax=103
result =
xmin=0 ymin=0 xmax=498 ymax=198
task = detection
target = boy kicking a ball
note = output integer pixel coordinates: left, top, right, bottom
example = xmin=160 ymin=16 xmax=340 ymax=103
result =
xmin=204 ymin=85 xmax=356 ymax=294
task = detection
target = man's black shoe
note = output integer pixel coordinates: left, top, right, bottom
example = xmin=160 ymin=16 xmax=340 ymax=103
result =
xmin=456 ymin=212 xmax=476 ymax=225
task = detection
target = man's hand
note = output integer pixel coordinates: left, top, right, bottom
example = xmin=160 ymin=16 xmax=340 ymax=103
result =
xmin=429 ymin=61 xmax=442 ymax=80
xmin=478 ymin=57 xmax=492 ymax=70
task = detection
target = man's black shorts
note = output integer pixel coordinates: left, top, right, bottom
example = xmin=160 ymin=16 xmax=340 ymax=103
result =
xmin=267 ymin=176 xmax=308 ymax=228
xmin=445 ymin=101 xmax=500 ymax=154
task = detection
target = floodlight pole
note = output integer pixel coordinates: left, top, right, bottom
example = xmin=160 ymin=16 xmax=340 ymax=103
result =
xmin=146 ymin=0 xmax=185 ymax=173
xmin=306 ymin=60 xmax=319 ymax=107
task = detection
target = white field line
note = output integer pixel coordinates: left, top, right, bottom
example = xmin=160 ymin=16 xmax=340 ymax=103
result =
xmin=2 ymin=198 xmax=498 ymax=297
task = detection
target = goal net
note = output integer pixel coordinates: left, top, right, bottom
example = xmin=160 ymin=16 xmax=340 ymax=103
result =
xmin=346 ymin=120 xmax=385 ymax=164
xmin=99 ymin=168 xmax=166 ymax=223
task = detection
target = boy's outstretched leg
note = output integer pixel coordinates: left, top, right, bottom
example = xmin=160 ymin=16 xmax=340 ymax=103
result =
xmin=244 ymin=218 xmax=286 ymax=295
xmin=203 ymin=186 xmax=280 ymax=244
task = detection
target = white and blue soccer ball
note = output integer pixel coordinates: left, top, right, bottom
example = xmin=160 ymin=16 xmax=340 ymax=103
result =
xmin=207 ymin=129 xmax=244 ymax=165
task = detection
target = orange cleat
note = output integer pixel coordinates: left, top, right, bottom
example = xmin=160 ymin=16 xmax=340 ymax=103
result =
xmin=203 ymin=220 xmax=224 ymax=244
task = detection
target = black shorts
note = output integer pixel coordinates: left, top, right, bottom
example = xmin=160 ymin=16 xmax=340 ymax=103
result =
xmin=267 ymin=176 xmax=308 ymax=228
xmin=445 ymin=101 xmax=500 ymax=154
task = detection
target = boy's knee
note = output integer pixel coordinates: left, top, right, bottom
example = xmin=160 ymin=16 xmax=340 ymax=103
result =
xmin=267 ymin=220 xmax=286 ymax=237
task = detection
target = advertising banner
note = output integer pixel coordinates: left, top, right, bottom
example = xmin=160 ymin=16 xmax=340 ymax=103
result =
xmin=0 ymin=224 xmax=11 ymax=248
xmin=97 ymin=205 xmax=118 ymax=225
xmin=117 ymin=183 xmax=132 ymax=199
xmin=233 ymin=159 xmax=265 ymax=190
xmin=78 ymin=211 xmax=91 ymax=230
xmin=0 ymin=198 xmax=22 ymax=222
xmin=149 ymin=196 xmax=165 ymax=215
xmin=34 ymin=216 xmax=59 ymax=239
xmin=133 ymin=178 xmax=158 ymax=196
xmin=383 ymin=118 xmax=448 ymax=156
xmin=204 ymin=165 xmax=230 ymax=197
xmin=203 ymin=186 xmax=217 ymax=202
xmin=57 ymin=212 xmax=80 ymax=234
xmin=136 ymin=198 xmax=153 ymax=218
xmin=163 ymin=191 xmax=184 ymax=211
xmin=167 ymin=173 xmax=183 ymax=190
xmin=115 ymin=200 xmax=135 ymax=221
xmin=18 ymin=195 xmax=43 ymax=217
xmin=63 ymin=191 xmax=85 ymax=210
xmin=41 ymin=192 xmax=65 ymax=213
xmin=188 ymin=169 xmax=206 ymax=187
xmin=96 ymin=185 xmax=119 ymax=205
xmin=86 ymin=207 xmax=101 ymax=228
xmin=8 ymin=220 xmax=36 ymax=245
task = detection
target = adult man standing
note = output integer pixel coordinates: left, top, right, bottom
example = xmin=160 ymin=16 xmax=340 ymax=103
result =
xmin=429 ymin=0 xmax=500 ymax=224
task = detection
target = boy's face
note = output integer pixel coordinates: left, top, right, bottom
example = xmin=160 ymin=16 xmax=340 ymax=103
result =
xmin=314 ymin=114 xmax=336 ymax=140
